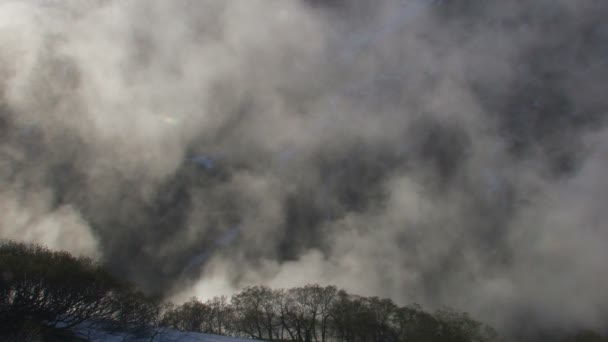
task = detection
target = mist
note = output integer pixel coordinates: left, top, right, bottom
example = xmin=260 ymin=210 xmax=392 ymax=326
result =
xmin=1 ymin=0 xmax=607 ymax=338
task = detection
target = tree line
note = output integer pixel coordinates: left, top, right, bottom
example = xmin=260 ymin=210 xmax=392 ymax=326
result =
xmin=162 ymin=284 xmax=499 ymax=342
xmin=1 ymin=240 xmax=606 ymax=342
xmin=0 ymin=240 xmax=164 ymax=340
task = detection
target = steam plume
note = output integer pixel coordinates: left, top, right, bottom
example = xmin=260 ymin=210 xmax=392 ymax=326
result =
xmin=1 ymin=0 xmax=607 ymax=337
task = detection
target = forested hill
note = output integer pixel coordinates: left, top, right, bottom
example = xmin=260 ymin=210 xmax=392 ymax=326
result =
xmin=1 ymin=241 xmax=607 ymax=341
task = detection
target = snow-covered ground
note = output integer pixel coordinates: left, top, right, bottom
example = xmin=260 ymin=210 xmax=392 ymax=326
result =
xmin=73 ymin=324 xmax=258 ymax=342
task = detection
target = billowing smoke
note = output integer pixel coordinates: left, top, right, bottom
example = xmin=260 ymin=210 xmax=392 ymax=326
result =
xmin=1 ymin=0 xmax=608 ymax=338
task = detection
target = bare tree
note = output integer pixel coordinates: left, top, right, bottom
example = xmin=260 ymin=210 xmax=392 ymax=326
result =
xmin=207 ymin=295 xmax=232 ymax=335
xmin=316 ymin=285 xmax=337 ymax=342
xmin=231 ymin=286 xmax=281 ymax=340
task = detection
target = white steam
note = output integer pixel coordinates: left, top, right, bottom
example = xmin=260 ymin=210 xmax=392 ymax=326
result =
xmin=1 ymin=0 xmax=607 ymax=336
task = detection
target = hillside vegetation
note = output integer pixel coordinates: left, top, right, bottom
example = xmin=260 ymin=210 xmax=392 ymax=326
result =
xmin=0 ymin=241 xmax=605 ymax=342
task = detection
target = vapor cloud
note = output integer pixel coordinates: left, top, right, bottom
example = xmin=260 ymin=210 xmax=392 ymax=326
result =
xmin=1 ymin=0 xmax=607 ymax=338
